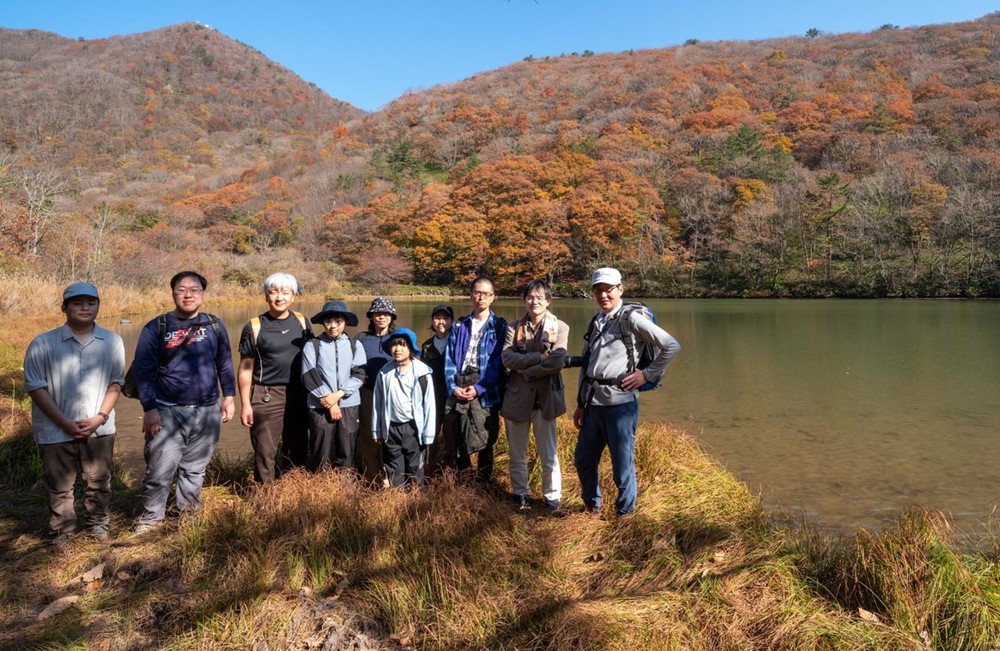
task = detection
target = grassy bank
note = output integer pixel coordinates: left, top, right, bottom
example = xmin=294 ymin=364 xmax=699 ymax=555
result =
xmin=3 ymin=413 xmax=1000 ymax=649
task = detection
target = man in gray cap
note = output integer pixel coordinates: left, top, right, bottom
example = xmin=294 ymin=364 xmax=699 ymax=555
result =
xmin=23 ymin=282 xmax=126 ymax=543
xmin=573 ymin=267 xmax=680 ymax=518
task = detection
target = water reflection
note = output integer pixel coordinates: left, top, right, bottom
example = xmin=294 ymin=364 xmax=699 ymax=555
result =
xmin=107 ymin=298 xmax=1000 ymax=534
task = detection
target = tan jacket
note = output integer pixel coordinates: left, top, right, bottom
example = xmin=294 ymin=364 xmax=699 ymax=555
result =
xmin=500 ymin=313 xmax=569 ymax=422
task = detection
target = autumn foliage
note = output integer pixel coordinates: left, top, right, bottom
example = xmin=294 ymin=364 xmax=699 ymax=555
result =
xmin=1 ymin=15 xmax=999 ymax=296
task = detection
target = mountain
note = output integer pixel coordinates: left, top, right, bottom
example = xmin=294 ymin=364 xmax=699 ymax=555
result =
xmin=1 ymin=16 xmax=998 ymax=297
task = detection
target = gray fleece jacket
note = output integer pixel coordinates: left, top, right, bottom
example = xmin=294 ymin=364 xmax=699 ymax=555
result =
xmin=577 ymin=302 xmax=680 ymax=407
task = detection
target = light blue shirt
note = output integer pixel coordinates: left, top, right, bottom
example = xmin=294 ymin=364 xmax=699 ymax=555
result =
xmin=23 ymin=324 xmax=126 ymax=444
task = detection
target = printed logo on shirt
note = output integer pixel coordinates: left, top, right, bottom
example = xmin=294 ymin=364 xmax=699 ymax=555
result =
xmin=164 ymin=325 xmax=211 ymax=348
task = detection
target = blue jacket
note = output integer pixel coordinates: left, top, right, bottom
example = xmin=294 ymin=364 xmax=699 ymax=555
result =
xmin=444 ymin=311 xmax=507 ymax=409
xmin=371 ymin=358 xmax=436 ymax=445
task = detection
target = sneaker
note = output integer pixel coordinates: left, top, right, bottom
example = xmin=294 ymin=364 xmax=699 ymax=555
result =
xmin=88 ymin=526 xmax=110 ymax=542
xmin=50 ymin=530 xmax=77 ymax=546
xmin=516 ymin=495 xmax=530 ymax=510
xmin=132 ymin=521 xmax=162 ymax=535
xmin=544 ymin=499 xmax=561 ymax=511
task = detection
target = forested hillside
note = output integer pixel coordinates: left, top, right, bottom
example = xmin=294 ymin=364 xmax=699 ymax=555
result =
xmin=1 ymin=16 xmax=998 ymax=297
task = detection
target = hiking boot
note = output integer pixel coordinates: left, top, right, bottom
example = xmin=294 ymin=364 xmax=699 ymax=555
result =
xmin=516 ymin=494 xmax=530 ymax=510
xmin=582 ymin=506 xmax=605 ymax=521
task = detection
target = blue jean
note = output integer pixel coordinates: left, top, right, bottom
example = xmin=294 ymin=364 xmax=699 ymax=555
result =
xmin=574 ymin=400 xmax=639 ymax=516
xmin=139 ymin=403 xmax=221 ymax=524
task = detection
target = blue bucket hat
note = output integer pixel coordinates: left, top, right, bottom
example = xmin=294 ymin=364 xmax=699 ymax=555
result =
xmin=381 ymin=328 xmax=420 ymax=356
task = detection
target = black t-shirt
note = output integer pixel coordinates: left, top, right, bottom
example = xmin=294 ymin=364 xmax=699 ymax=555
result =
xmin=238 ymin=313 xmax=312 ymax=386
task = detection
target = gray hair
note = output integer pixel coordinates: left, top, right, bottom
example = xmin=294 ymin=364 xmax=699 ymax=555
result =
xmin=262 ymin=272 xmax=298 ymax=295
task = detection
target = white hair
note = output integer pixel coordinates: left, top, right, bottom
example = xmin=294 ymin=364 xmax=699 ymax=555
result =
xmin=262 ymin=272 xmax=298 ymax=295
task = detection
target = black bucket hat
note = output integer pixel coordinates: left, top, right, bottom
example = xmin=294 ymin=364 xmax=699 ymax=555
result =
xmin=311 ymin=300 xmax=359 ymax=327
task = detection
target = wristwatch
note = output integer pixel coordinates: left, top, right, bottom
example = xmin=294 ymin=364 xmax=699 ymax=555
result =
xmin=98 ymin=411 xmax=110 ymax=425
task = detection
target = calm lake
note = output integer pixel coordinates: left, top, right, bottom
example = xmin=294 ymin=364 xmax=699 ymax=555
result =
xmin=109 ymin=298 xmax=1000 ymax=534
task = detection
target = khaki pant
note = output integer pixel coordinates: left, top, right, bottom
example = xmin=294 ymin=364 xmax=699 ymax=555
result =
xmin=38 ymin=435 xmax=115 ymax=535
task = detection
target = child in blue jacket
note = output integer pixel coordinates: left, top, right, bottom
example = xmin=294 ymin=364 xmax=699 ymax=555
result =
xmin=371 ymin=329 xmax=435 ymax=487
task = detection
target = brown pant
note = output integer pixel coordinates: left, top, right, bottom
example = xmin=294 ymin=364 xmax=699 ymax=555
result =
xmin=38 ymin=435 xmax=115 ymax=535
xmin=249 ymin=384 xmax=308 ymax=483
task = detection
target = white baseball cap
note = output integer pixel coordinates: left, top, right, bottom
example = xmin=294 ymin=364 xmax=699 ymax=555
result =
xmin=590 ymin=267 xmax=622 ymax=286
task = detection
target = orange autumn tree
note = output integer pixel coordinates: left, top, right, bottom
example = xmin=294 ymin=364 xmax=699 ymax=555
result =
xmin=412 ymin=156 xmax=570 ymax=287
xmin=409 ymin=153 xmax=668 ymax=289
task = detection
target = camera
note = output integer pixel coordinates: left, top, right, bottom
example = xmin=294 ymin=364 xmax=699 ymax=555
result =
xmin=564 ymin=355 xmax=586 ymax=368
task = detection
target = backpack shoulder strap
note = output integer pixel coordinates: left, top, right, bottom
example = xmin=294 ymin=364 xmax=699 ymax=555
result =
xmin=418 ymin=373 xmax=429 ymax=395
xmin=615 ymin=304 xmax=641 ymax=373
xmin=292 ymin=311 xmax=308 ymax=332
xmin=250 ymin=316 xmax=261 ymax=344
xmin=155 ymin=314 xmax=168 ymax=362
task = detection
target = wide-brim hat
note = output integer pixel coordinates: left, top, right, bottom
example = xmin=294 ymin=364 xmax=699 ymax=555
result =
xmin=366 ymin=296 xmax=397 ymax=319
xmin=381 ymin=328 xmax=420 ymax=356
xmin=311 ymin=300 xmax=359 ymax=326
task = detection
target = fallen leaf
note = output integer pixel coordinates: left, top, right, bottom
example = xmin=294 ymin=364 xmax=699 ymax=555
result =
xmin=116 ymin=571 xmax=131 ymax=581
xmin=857 ymin=607 xmax=881 ymax=623
xmin=585 ymin=551 xmax=605 ymax=563
xmin=81 ymin=563 xmax=105 ymax=583
xmin=38 ymin=595 xmax=79 ymax=620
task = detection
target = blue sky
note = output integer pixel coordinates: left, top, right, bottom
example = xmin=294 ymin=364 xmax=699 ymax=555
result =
xmin=3 ymin=1 xmax=997 ymax=112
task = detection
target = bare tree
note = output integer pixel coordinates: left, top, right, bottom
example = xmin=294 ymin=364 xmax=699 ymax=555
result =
xmin=20 ymin=169 xmax=68 ymax=255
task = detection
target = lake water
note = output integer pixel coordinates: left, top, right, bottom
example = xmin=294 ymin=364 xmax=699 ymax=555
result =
xmin=109 ymin=298 xmax=1000 ymax=534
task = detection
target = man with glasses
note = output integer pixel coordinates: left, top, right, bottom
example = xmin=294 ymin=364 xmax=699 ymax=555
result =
xmin=444 ymin=276 xmax=507 ymax=482
xmin=573 ymin=267 xmax=680 ymax=518
xmin=132 ymin=271 xmax=236 ymax=534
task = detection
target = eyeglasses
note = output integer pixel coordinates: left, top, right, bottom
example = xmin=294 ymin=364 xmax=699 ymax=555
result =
xmin=174 ymin=287 xmax=204 ymax=296
xmin=592 ymin=285 xmax=620 ymax=296
xmin=525 ymin=295 xmax=549 ymax=303
xmin=471 ymin=291 xmax=494 ymax=299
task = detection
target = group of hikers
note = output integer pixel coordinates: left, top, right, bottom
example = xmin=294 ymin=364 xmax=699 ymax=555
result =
xmin=23 ymin=268 xmax=680 ymax=543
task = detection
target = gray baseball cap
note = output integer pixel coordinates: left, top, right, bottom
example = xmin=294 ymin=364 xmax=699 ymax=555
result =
xmin=63 ymin=282 xmax=100 ymax=301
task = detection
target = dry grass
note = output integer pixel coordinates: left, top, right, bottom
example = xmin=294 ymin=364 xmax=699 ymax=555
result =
xmin=2 ymin=342 xmax=1000 ymax=650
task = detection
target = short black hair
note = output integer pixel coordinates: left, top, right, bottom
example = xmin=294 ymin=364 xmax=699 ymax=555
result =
xmin=170 ymin=271 xmax=208 ymax=291
xmin=522 ymin=279 xmax=552 ymax=301
xmin=470 ymin=276 xmax=494 ymax=292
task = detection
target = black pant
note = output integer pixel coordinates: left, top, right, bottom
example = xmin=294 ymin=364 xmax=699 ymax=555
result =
xmin=455 ymin=405 xmax=500 ymax=481
xmin=382 ymin=420 xmax=425 ymax=487
xmin=307 ymin=405 xmax=360 ymax=472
